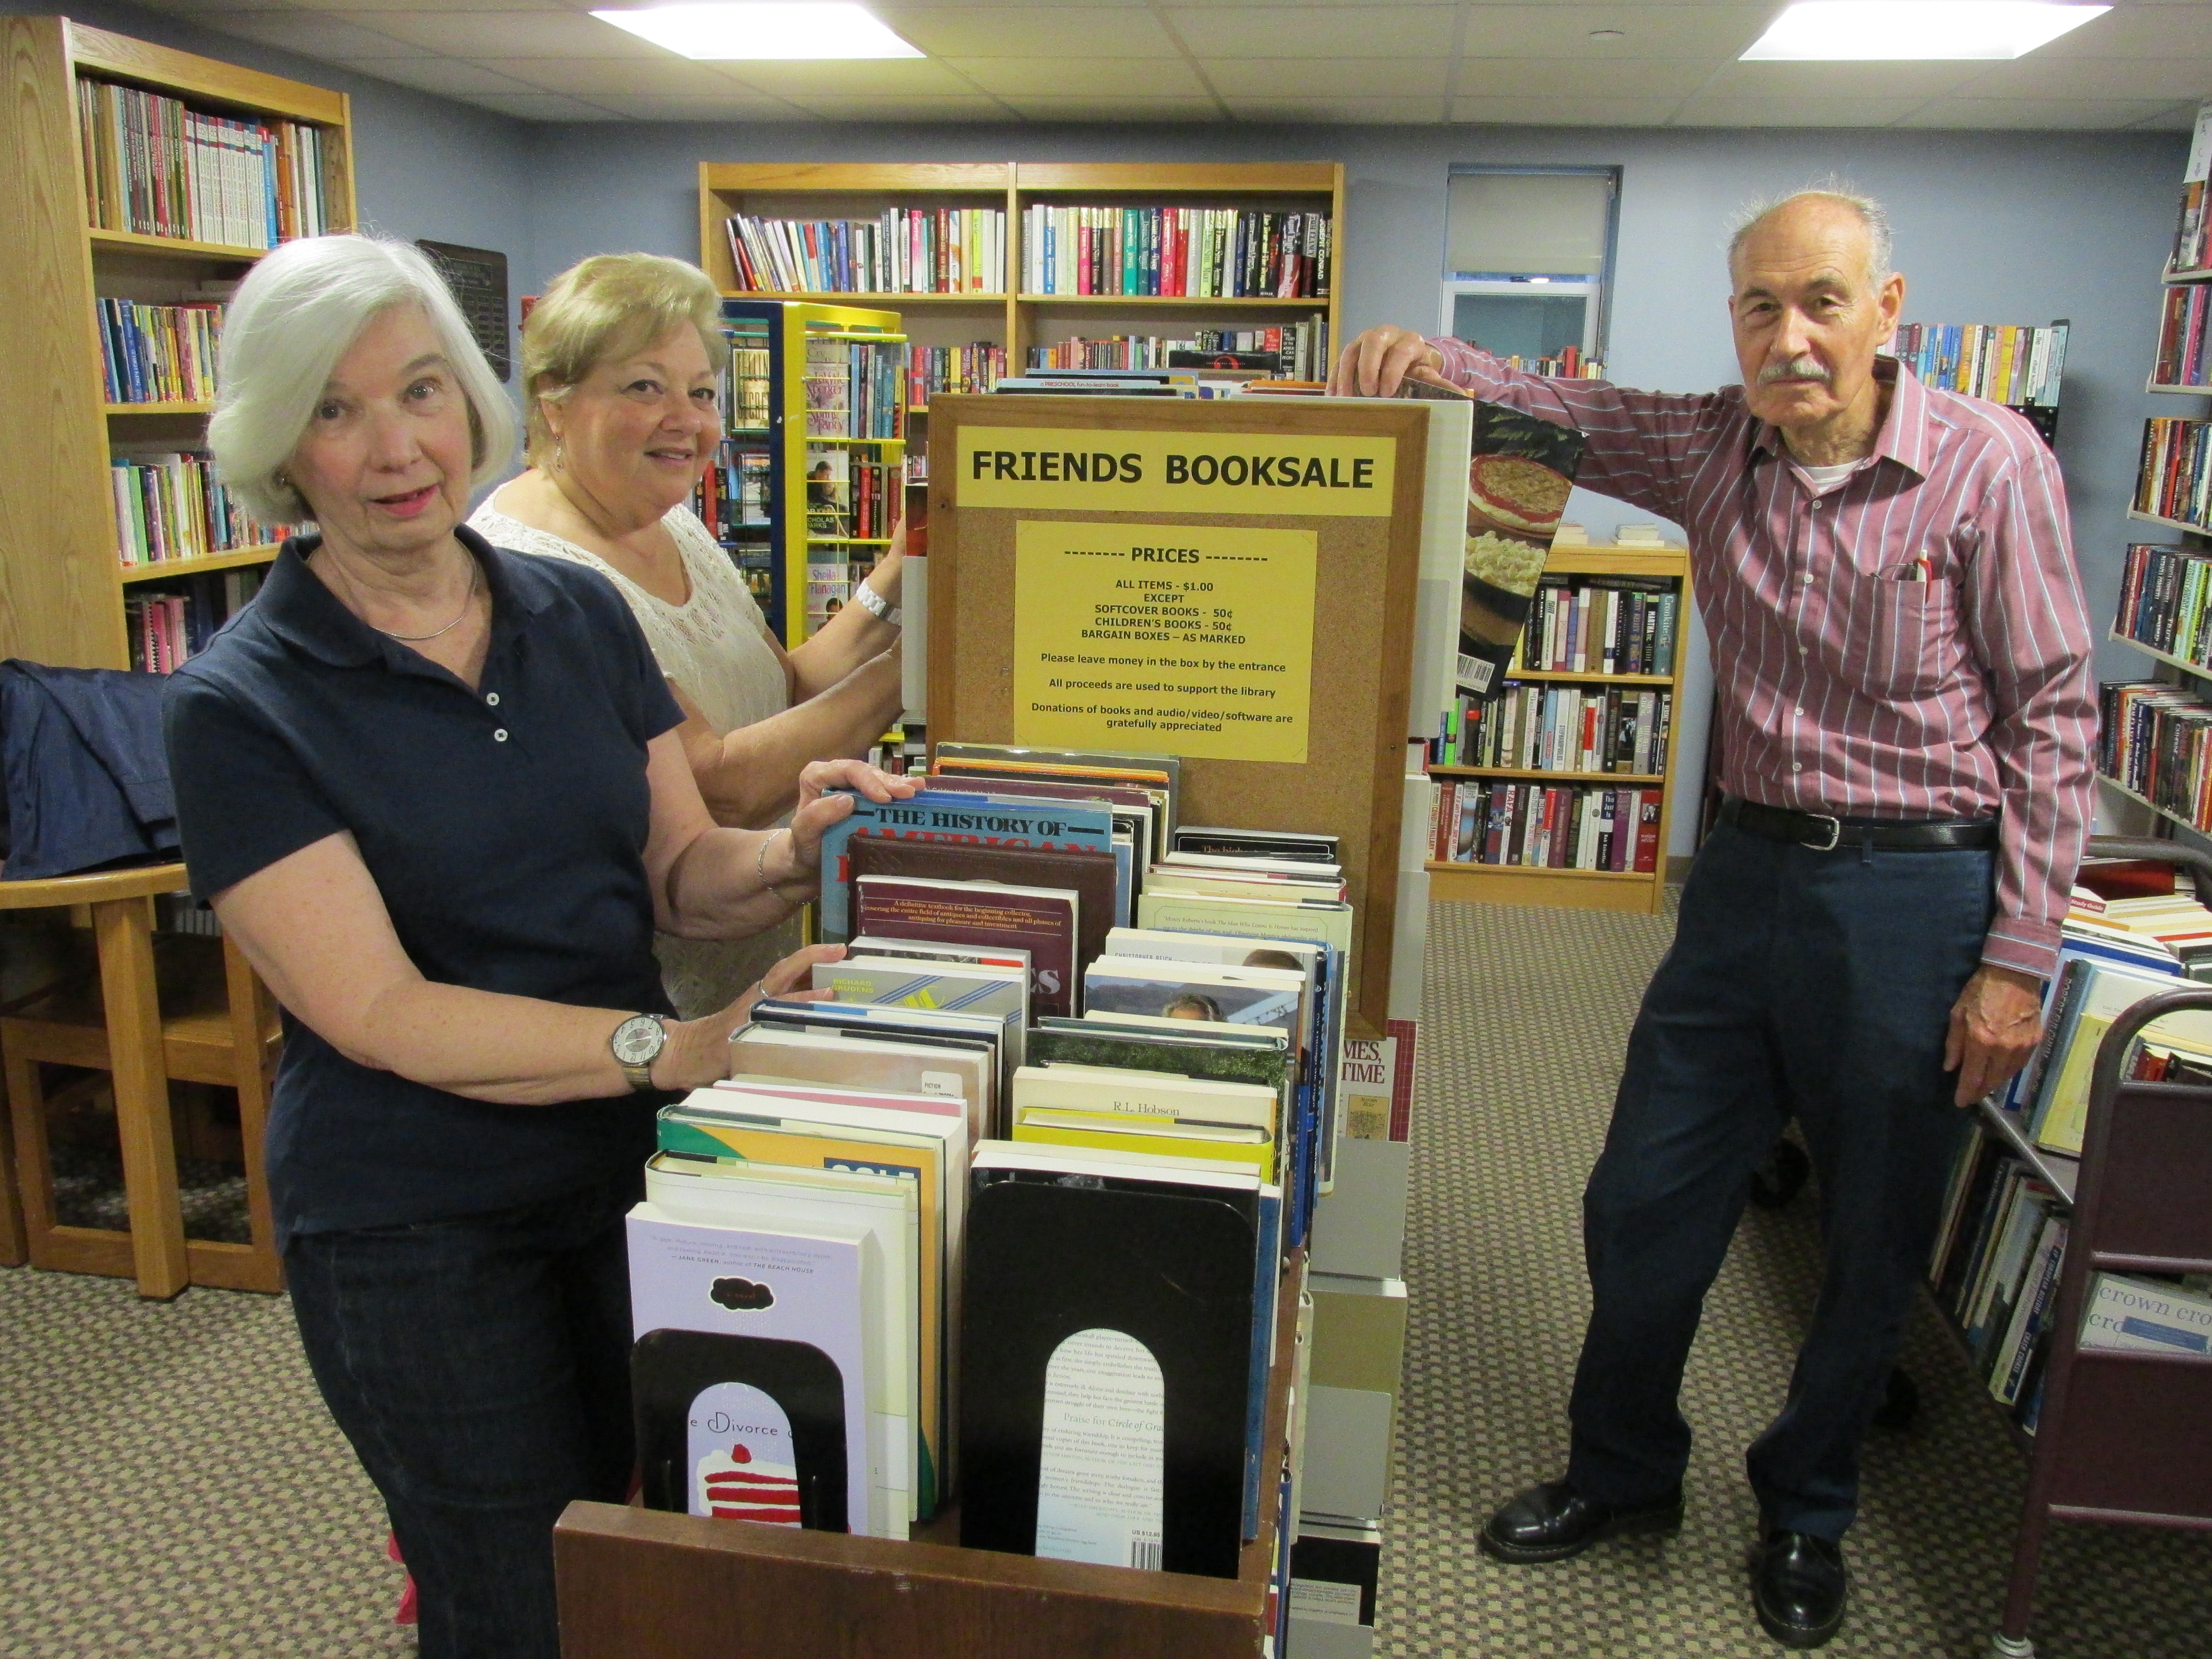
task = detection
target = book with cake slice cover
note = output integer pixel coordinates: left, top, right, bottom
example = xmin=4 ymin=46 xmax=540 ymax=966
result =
xmin=817 ymin=788 xmax=1115 ymax=941
xmin=644 ymin=1153 xmax=920 ymax=1524
xmin=851 ymin=837 xmax=1118 ymax=1003
xmin=959 ymin=1174 xmax=1257 ymax=1576
xmin=854 ymin=873 xmax=1080 ymax=1019
xmin=729 ymin=1023 xmax=996 ymax=1153
xmin=968 ymin=1143 xmax=1282 ymax=1539
xmin=627 ymin=1201 xmax=885 ymax=1536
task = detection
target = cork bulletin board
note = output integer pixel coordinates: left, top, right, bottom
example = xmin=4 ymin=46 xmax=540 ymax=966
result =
xmin=926 ymin=395 xmax=1434 ymax=1038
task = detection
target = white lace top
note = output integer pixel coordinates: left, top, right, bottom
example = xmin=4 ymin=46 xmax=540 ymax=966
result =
xmin=468 ymin=494 xmax=800 ymax=1019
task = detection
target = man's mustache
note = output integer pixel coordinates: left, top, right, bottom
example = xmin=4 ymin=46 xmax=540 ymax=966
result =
xmin=1758 ymin=355 xmax=1831 ymax=385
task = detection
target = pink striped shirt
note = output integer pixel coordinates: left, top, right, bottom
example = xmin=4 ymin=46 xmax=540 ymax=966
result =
xmin=1433 ymin=338 xmax=2096 ymax=979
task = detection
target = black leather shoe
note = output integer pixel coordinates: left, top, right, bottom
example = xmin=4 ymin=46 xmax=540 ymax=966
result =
xmin=1479 ymin=1479 xmax=1683 ymax=1564
xmin=1753 ymin=1530 xmax=1848 ymax=1648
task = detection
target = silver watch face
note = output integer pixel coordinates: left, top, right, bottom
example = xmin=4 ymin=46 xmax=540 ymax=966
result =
xmin=612 ymin=1015 xmax=666 ymax=1067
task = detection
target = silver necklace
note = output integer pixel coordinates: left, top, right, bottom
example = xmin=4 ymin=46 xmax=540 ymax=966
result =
xmin=325 ymin=553 xmax=480 ymax=642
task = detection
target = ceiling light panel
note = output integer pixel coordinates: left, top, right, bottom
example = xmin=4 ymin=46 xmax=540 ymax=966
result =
xmin=592 ymin=4 xmax=925 ymax=60
xmin=1741 ymin=2 xmax=2110 ymax=63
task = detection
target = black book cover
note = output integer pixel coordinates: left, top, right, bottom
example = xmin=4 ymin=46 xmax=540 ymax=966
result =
xmin=959 ymin=1180 xmax=1256 ymax=1578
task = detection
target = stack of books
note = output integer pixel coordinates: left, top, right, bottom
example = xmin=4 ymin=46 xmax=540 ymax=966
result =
xmin=2097 ymin=679 xmax=2212 ymax=828
xmin=109 ymin=447 xmax=290 ymax=567
xmin=98 ymin=295 xmax=227 ymax=404
xmin=1429 ymin=779 xmax=1661 ymax=873
xmin=2134 ymin=417 xmax=2212 ymax=528
xmin=2154 ymin=282 xmax=2212 ymax=388
xmin=1515 ymin=576 xmax=1680 ymax=675
xmin=2113 ymin=541 xmax=2212 ymax=670
xmin=1020 ymin=205 xmax=1330 ymax=300
xmin=125 ymin=567 xmax=262 ymax=673
xmin=1440 ymin=682 xmax=1672 ymax=776
xmin=1888 ymin=322 xmax=2068 ymax=407
xmin=1928 ymin=1139 xmax=2071 ymax=1431
xmin=804 ymin=336 xmax=902 ymax=440
xmin=76 ymin=77 xmax=330 ymax=248
xmin=725 ymin=206 xmax=1008 ymax=296
xmin=907 ymin=342 xmax=1006 ymax=406
xmin=626 ymin=745 xmax=1354 ymax=1580
xmin=1027 ymin=321 xmax=1332 ymax=384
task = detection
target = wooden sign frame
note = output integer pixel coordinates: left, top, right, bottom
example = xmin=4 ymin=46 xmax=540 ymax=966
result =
xmin=925 ymin=395 xmax=1432 ymax=1040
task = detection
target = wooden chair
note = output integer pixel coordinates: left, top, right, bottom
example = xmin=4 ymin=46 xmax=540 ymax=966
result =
xmin=0 ymin=864 xmax=282 ymax=1298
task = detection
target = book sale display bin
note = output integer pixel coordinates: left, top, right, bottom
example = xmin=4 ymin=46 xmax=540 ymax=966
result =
xmin=1424 ymin=541 xmax=1692 ymax=917
xmin=0 ymin=16 xmax=357 ymax=670
xmin=557 ymin=391 xmax=1453 ymax=1658
xmin=1954 ymin=844 xmax=2212 ymax=1659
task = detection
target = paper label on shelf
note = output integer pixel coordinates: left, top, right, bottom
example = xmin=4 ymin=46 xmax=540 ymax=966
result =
xmin=957 ymin=426 xmax=1395 ymax=517
xmin=1012 ymin=519 xmax=1317 ymax=764
xmin=2190 ymin=103 xmax=2212 ymax=183
xmin=1035 ymin=1326 xmax=1166 ymax=1571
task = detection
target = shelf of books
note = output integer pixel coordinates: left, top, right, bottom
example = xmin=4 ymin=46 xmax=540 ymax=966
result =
xmin=696 ymin=299 xmax=906 ymax=647
xmin=1887 ymin=319 xmax=2068 ymax=443
xmin=0 ymin=16 xmax=353 ymax=671
xmin=1423 ymin=543 xmax=1692 ymax=916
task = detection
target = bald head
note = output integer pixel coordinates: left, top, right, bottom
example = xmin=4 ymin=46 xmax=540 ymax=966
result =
xmin=1728 ymin=190 xmax=1893 ymax=292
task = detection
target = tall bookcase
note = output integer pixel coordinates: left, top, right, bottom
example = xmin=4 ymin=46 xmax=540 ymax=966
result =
xmin=699 ymin=160 xmax=1344 ymax=575
xmin=0 ymin=16 xmax=356 ymax=671
xmin=699 ymin=299 xmax=906 ymax=648
xmin=1423 ymin=543 xmax=1693 ymax=916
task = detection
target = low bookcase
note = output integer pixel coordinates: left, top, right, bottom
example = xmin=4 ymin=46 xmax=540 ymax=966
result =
xmin=554 ymin=1252 xmax=1307 ymax=1659
xmin=1425 ymin=543 xmax=1692 ymax=916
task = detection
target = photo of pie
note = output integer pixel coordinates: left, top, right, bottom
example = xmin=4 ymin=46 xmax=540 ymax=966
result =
xmin=1469 ymin=453 xmax=1575 ymax=538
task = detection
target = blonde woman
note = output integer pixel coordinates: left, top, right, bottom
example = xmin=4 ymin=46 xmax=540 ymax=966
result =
xmin=470 ymin=253 xmax=905 ymax=1018
xmin=166 ymin=232 xmax=914 ymax=1659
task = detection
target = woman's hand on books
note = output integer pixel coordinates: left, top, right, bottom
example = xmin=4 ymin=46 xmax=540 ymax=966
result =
xmin=1945 ymin=964 xmax=2045 ymax=1106
xmin=1328 ymin=326 xmax=1445 ymax=398
xmin=653 ymin=943 xmax=849 ymax=1090
xmin=778 ymin=760 xmax=918 ymax=898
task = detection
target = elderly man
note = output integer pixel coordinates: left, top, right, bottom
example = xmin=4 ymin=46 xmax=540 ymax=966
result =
xmin=1334 ymin=190 xmax=2094 ymax=1648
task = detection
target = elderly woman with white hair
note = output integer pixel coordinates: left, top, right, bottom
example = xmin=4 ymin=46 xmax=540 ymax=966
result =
xmin=470 ymin=252 xmax=908 ymax=1022
xmin=161 ymin=232 xmax=915 ymax=1659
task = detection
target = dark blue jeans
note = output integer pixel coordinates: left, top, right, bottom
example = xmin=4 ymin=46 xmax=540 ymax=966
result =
xmin=1564 ymin=822 xmax=1985 ymax=1540
xmin=286 ymin=1172 xmax=641 ymax=1659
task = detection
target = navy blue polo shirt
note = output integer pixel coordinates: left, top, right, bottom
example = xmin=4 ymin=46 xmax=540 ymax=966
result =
xmin=164 ymin=528 xmax=684 ymax=1242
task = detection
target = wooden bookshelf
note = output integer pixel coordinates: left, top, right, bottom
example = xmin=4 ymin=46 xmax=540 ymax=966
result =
xmin=0 ymin=16 xmax=355 ymax=669
xmin=2126 ymin=507 xmax=2212 ymax=536
xmin=1426 ymin=543 xmax=1693 ymax=916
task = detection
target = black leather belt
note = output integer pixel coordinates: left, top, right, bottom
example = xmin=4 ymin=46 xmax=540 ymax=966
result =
xmin=1719 ymin=796 xmax=1999 ymax=852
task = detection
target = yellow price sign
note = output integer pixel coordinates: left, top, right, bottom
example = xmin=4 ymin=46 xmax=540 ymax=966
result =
xmin=1012 ymin=520 xmax=1317 ymax=764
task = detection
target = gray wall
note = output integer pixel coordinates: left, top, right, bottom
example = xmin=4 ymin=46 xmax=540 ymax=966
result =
xmin=519 ymin=118 xmax=2189 ymax=850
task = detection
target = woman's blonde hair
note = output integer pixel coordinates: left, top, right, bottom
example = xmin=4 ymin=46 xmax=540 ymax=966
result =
xmin=522 ymin=253 xmax=726 ymax=467
xmin=208 ymin=233 xmax=517 ymax=525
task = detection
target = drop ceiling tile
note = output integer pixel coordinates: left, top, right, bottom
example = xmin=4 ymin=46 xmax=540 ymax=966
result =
xmin=190 ymin=11 xmax=430 ymax=57
xmin=581 ymin=93 xmax=817 ymax=120
xmin=868 ymin=0 xmax=1152 ymax=7
xmin=1451 ymin=94 xmax=1684 ymax=125
xmin=1203 ymin=58 xmax=1449 ymax=96
xmin=783 ymin=94 xmax=1022 ymax=120
xmin=1453 ymin=56 xmax=1712 ymax=99
xmin=724 ymin=59 xmax=982 ymax=94
xmin=1455 ymin=4 xmax=1771 ymax=60
xmin=2133 ymin=101 xmax=2208 ymax=131
xmin=462 ymin=91 xmax=625 ymax=120
xmin=1221 ymin=94 xmax=1448 ymax=122
xmin=2033 ymin=6 xmax=2212 ymax=59
xmin=136 ymin=0 xmax=295 ymax=16
xmin=359 ymin=59 xmax=545 ymax=96
xmin=1899 ymin=98 xmax=2191 ymax=131
xmin=947 ymin=57 xmax=1208 ymax=96
xmin=1698 ymin=60 xmax=1992 ymax=100
xmin=1671 ymin=96 xmax=1927 ymax=127
xmin=332 ymin=10 xmax=668 ymax=57
xmin=1946 ymin=58 xmax=2212 ymax=103
xmin=880 ymin=7 xmax=1181 ymax=56
xmin=285 ymin=0 xmax=565 ymax=12
xmin=474 ymin=57 xmax=756 ymax=95
xmin=999 ymin=95 xmax=1226 ymax=120
xmin=1167 ymin=7 xmax=1460 ymax=61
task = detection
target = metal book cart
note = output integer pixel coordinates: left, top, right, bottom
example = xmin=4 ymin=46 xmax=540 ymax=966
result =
xmin=1987 ymin=838 xmax=2212 ymax=1658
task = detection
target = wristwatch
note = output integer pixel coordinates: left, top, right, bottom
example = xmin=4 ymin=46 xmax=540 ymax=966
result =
xmin=610 ymin=1013 xmax=669 ymax=1092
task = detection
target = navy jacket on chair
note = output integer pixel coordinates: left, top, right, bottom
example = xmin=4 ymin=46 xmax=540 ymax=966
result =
xmin=0 ymin=661 xmax=178 ymax=879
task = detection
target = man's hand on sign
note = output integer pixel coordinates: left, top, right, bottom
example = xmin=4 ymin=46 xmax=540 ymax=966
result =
xmin=1328 ymin=326 xmax=1444 ymax=398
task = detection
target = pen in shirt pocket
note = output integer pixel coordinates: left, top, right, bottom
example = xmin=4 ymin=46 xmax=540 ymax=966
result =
xmin=1895 ymin=554 xmax=1931 ymax=582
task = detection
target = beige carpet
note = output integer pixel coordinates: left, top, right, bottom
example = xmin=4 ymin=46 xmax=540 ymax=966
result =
xmin=1 ymin=895 xmax=2206 ymax=1656
xmin=1383 ymin=895 xmax=2212 ymax=1658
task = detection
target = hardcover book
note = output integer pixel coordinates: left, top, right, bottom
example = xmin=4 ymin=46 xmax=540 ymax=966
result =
xmin=854 ymin=873 xmax=1081 ymax=1019
xmin=848 ymin=837 xmax=1118 ymax=1001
